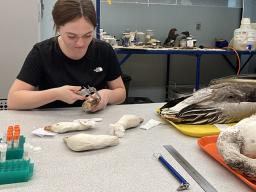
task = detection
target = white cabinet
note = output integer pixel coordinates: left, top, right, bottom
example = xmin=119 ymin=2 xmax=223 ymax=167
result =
xmin=0 ymin=0 xmax=41 ymax=98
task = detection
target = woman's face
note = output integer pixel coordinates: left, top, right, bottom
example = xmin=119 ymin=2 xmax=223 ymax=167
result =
xmin=58 ymin=17 xmax=95 ymax=59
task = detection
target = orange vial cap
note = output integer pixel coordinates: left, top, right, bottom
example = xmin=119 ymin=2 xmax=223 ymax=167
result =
xmin=7 ymin=125 xmax=13 ymax=133
xmin=7 ymin=133 xmax=13 ymax=141
xmin=14 ymin=125 xmax=20 ymax=131
xmin=14 ymin=131 xmax=20 ymax=138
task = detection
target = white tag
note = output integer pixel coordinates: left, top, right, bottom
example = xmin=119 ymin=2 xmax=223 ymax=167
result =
xmin=140 ymin=119 xmax=163 ymax=130
xmin=32 ymin=128 xmax=57 ymax=137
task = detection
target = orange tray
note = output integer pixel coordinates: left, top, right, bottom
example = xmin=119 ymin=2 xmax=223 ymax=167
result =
xmin=198 ymin=135 xmax=256 ymax=190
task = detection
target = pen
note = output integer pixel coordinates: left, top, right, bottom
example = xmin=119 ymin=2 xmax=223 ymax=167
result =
xmin=154 ymin=153 xmax=190 ymax=191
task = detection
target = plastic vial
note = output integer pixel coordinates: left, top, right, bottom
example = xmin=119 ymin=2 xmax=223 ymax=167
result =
xmin=0 ymin=131 xmax=3 ymax=143
xmin=0 ymin=142 xmax=7 ymax=162
xmin=6 ymin=125 xmax=14 ymax=148
xmin=7 ymin=125 xmax=13 ymax=136
xmin=13 ymin=134 xmax=20 ymax=148
xmin=6 ymin=133 xmax=13 ymax=148
xmin=23 ymin=142 xmax=31 ymax=160
xmin=14 ymin=124 xmax=20 ymax=132
xmin=7 ymin=125 xmax=13 ymax=132
xmin=13 ymin=125 xmax=20 ymax=148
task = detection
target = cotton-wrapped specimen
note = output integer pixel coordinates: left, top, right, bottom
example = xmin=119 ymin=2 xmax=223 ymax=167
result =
xmin=110 ymin=114 xmax=144 ymax=137
xmin=237 ymin=118 xmax=256 ymax=159
xmin=63 ymin=133 xmax=119 ymax=151
xmin=44 ymin=120 xmax=96 ymax=133
xmin=217 ymin=115 xmax=256 ymax=180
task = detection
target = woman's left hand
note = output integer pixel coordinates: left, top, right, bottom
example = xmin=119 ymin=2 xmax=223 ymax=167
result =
xmin=89 ymin=89 xmax=110 ymax=112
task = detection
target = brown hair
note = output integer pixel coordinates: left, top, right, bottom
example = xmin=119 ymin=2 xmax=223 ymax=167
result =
xmin=52 ymin=0 xmax=96 ymax=32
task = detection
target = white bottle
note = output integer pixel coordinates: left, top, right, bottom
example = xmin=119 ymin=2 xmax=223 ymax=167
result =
xmin=23 ymin=142 xmax=32 ymax=160
xmin=186 ymin=36 xmax=194 ymax=48
xmin=0 ymin=142 xmax=7 ymax=162
xmin=251 ymin=23 xmax=256 ymax=30
xmin=233 ymin=18 xmax=256 ymax=51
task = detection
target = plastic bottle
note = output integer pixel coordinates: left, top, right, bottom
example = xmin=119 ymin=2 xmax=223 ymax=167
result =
xmin=23 ymin=142 xmax=31 ymax=160
xmin=251 ymin=23 xmax=256 ymax=30
xmin=233 ymin=18 xmax=256 ymax=51
xmin=186 ymin=36 xmax=194 ymax=48
xmin=0 ymin=142 xmax=7 ymax=162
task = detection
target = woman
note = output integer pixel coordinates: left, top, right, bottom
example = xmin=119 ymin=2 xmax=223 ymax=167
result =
xmin=7 ymin=0 xmax=126 ymax=112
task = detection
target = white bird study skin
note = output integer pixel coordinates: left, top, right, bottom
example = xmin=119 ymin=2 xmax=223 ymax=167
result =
xmin=44 ymin=119 xmax=96 ymax=133
xmin=64 ymin=133 xmax=119 ymax=151
xmin=217 ymin=114 xmax=256 ymax=180
xmin=110 ymin=114 xmax=144 ymax=137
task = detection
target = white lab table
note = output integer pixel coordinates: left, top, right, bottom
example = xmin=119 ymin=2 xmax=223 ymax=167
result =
xmin=0 ymin=103 xmax=253 ymax=192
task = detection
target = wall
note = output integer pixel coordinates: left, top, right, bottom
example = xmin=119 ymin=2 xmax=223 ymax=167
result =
xmin=0 ymin=0 xmax=40 ymax=99
xmin=243 ymin=0 xmax=256 ymax=21
xmin=41 ymin=1 xmax=242 ymax=102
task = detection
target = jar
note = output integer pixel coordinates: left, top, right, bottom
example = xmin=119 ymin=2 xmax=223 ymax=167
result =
xmin=192 ymin=39 xmax=197 ymax=47
xmin=180 ymin=39 xmax=187 ymax=48
xmin=186 ymin=37 xmax=194 ymax=48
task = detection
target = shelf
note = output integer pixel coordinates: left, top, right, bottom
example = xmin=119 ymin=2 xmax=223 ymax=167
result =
xmin=99 ymin=0 xmax=242 ymax=8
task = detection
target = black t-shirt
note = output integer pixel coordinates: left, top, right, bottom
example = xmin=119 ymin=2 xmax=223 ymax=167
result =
xmin=17 ymin=37 xmax=121 ymax=108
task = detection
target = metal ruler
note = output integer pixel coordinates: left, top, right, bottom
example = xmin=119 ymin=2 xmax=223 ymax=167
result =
xmin=164 ymin=145 xmax=217 ymax=192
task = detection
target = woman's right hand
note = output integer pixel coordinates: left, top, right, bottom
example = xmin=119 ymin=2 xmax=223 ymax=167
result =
xmin=8 ymin=80 xmax=86 ymax=109
xmin=55 ymin=85 xmax=85 ymax=104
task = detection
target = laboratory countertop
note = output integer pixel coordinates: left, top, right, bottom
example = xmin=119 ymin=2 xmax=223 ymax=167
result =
xmin=0 ymin=103 xmax=253 ymax=192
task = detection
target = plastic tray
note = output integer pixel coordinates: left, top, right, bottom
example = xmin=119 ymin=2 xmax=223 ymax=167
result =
xmin=198 ymin=135 xmax=256 ymax=190
xmin=0 ymin=135 xmax=34 ymax=184
xmin=156 ymin=108 xmax=235 ymax=137
xmin=0 ymin=159 xmax=34 ymax=184
xmin=164 ymin=120 xmax=220 ymax=137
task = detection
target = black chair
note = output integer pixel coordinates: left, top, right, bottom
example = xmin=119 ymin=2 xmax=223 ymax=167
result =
xmin=121 ymin=73 xmax=153 ymax=104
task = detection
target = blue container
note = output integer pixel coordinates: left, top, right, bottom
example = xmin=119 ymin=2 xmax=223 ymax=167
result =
xmin=215 ymin=40 xmax=228 ymax=48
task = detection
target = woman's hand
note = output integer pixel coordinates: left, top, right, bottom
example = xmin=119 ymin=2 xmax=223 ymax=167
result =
xmin=89 ymin=89 xmax=110 ymax=112
xmin=7 ymin=80 xmax=87 ymax=109
xmin=86 ymin=76 xmax=126 ymax=112
xmin=55 ymin=85 xmax=85 ymax=104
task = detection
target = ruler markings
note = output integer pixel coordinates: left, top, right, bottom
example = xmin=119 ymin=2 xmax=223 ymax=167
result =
xmin=164 ymin=145 xmax=217 ymax=192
